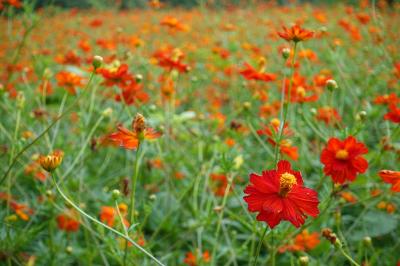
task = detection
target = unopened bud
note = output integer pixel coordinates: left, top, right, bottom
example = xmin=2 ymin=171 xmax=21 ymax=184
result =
xmin=363 ymin=236 xmax=372 ymax=246
xmin=299 ymin=256 xmax=309 ymax=266
xmin=326 ymin=79 xmax=338 ymax=91
xmin=356 ymin=111 xmax=367 ymax=121
xmin=111 ymin=189 xmax=121 ymax=200
xmin=92 ymin=55 xmax=103 ymax=69
xmin=135 ymin=74 xmax=143 ymax=83
xmin=102 ymin=107 xmax=113 ymax=117
xmin=132 ymin=113 xmax=146 ymax=134
xmin=66 ymin=246 xmax=73 ymax=254
xmin=43 ymin=68 xmax=53 ymax=79
xmin=149 ymin=194 xmax=156 ymax=201
xmin=243 ymin=101 xmax=251 ymax=109
xmin=16 ymin=92 xmax=25 ymax=109
xmin=282 ymin=48 xmax=291 ymax=59
xmin=310 ymin=108 xmax=317 ymax=115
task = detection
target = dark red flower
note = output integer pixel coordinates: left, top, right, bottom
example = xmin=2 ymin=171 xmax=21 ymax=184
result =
xmin=320 ymin=136 xmax=368 ymax=184
xmin=243 ymin=160 xmax=319 ymax=228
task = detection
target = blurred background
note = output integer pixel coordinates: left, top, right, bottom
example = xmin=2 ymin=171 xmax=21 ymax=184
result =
xmin=32 ymin=0 xmax=399 ymax=9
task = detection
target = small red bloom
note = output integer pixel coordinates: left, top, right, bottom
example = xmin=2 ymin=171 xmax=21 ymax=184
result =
xmin=243 ymin=160 xmax=319 ymax=228
xmin=57 ymin=209 xmax=80 ymax=232
xmin=384 ymin=104 xmax=400 ymax=123
xmin=278 ymin=25 xmax=314 ymax=43
xmin=379 ymin=170 xmax=400 ymax=192
xmin=321 ymin=136 xmax=368 ymax=184
xmin=239 ymin=62 xmax=276 ymax=82
xmin=109 ymin=114 xmax=161 ymax=150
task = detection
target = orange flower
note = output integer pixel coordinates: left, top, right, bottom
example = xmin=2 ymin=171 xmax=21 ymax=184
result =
xmin=278 ymin=24 xmax=314 ymax=43
xmin=316 ymin=107 xmax=342 ymax=126
xmin=160 ymin=16 xmax=189 ymax=31
xmin=184 ymin=250 xmax=210 ymax=266
xmin=39 ymin=150 xmax=63 ymax=172
xmin=57 ymin=209 xmax=80 ymax=232
xmin=211 ymin=173 xmax=232 ymax=197
xmin=109 ymin=114 xmax=161 ymax=150
xmin=379 ymin=170 xmax=400 ymax=192
xmin=340 ymin=191 xmax=357 ymax=203
xmin=384 ymin=104 xmax=400 ymax=124
xmin=56 ymin=71 xmax=84 ymax=95
xmin=279 ymin=230 xmax=320 ymax=253
xmin=99 ymin=205 xmax=129 ymax=228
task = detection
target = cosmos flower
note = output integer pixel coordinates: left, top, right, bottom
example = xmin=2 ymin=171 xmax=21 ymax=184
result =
xmin=57 ymin=209 xmax=80 ymax=232
xmin=384 ymin=104 xmax=400 ymax=123
xmin=239 ymin=59 xmax=276 ymax=82
xmin=56 ymin=71 xmax=83 ymax=95
xmin=278 ymin=230 xmax=320 ymax=253
xmin=320 ymin=136 xmax=368 ymax=184
xmin=243 ymin=160 xmax=319 ymax=228
xmin=109 ymin=113 xmax=161 ymax=150
xmin=278 ymin=24 xmax=314 ymax=43
xmin=184 ymin=250 xmax=210 ymax=266
xmin=379 ymin=170 xmax=400 ymax=192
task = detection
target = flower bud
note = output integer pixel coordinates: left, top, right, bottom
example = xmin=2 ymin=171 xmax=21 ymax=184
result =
xmin=363 ymin=236 xmax=372 ymax=247
xmin=92 ymin=55 xmax=103 ymax=69
xmin=43 ymin=68 xmax=53 ymax=79
xmin=66 ymin=246 xmax=73 ymax=254
xmin=111 ymin=189 xmax=121 ymax=200
xmin=299 ymin=256 xmax=309 ymax=266
xmin=149 ymin=194 xmax=157 ymax=201
xmin=356 ymin=111 xmax=367 ymax=121
xmin=16 ymin=92 xmax=25 ymax=109
xmin=102 ymin=107 xmax=113 ymax=117
xmin=326 ymin=79 xmax=338 ymax=91
xmin=39 ymin=151 xmax=63 ymax=172
xmin=243 ymin=101 xmax=251 ymax=110
xmin=282 ymin=48 xmax=291 ymax=59
xmin=132 ymin=113 xmax=146 ymax=135
xmin=135 ymin=74 xmax=143 ymax=83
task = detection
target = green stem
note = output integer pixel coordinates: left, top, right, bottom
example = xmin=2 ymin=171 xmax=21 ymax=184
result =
xmin=338 ymin=245 xmax=361 ymax=266
xmin=124 ymin=140 xmax=143 ymax=265
xmin=253 ymin=226 xmax=268 ymax=266
xmin=50 ymin=173 xmax=164 ymax=266
xmin=0 ymin=72 xmax=95 ymax=186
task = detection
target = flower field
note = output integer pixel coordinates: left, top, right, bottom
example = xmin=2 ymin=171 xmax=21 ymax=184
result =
xmin=1 ymin=0 xmax=400 ymax=265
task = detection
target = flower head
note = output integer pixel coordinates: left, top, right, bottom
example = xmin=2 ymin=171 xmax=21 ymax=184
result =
xmin=243 ymin=160 xmax=319 ymax=228
xmin=320 ymin=136 xmax=368 ymax=184
xmin=278 ymin=25 xmax=314 ymax=43
xmin=379 ymin=170 xmax=400 ymax=192
xmin=109 ymin=114 xmax=161 ymax=150
xmin=39 ymin=151 xmax=63 ymax=172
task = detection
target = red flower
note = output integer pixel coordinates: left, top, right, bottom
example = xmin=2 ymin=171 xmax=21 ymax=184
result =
xmin=239 ymin=62 xmax=276 ymax=82
xmin=184 ymin=250 xmax=210 ymax=266
xmin=98 ymin=64 xmax=133 ymax=88
xmin=384 ymin=104 xmax=400 ymax=123
xmin=243 ymin=160 xmax=319 ymax=228
xmin=57 ymin=210 xmax=80 ymax=232
xmin=320 ymin=136 xmax=368 ymax=184
xmin=379 ymin=170 xmax=400 ymax=192
xmin=278 ymin=25 xmax=314 ymax=43
xmin=109 ymin=114 xmax=161 ymax=150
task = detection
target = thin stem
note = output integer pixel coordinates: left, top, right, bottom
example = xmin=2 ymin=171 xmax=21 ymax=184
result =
xmin=338 ymin=245 xmax=361 ymax=266
xmin=124 ymin=141 xmax=143 ymax=265
xmin=0 ymin=72 xmax=95 ymax=186
xmin=50 ymin=173 xmax=165 ymax=266
xmin=253 ymin=226 xmax=268 ymax=266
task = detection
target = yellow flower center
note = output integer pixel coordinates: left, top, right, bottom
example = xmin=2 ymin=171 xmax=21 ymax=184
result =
xmin=270 ymin=118 xmax=281 ymax=128
xmin=335 ymin=149 xmax=349 ymax=160
xmin=279 ymin=172 xmax=297 ymax=197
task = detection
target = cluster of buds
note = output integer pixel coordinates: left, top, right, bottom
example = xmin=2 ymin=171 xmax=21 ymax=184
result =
xmin=39 ymin=150 xmax=64 ymax=172
xmin=322 ymin=228 xmax=341 ymax=247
